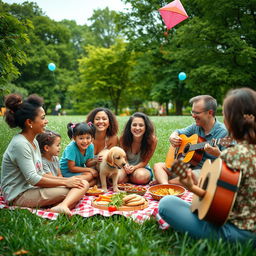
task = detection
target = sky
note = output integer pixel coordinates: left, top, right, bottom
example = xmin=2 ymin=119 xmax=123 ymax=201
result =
xmin=3 ymin=0 xmax=131 ymax=25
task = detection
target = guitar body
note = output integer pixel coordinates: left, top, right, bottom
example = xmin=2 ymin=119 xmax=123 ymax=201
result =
xmin=191 ymin=158 xmax=241 ymax=226
xmin=165 ymin=134 xmax=204 ymax=168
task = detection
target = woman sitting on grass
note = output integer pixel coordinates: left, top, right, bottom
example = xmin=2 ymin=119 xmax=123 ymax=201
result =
xmin=159 ymin=88 xmax=256 ymax=246
xmin=86 ymin=108 xmax=119 ymax=165
xmin=118 ymin=112 xmax=157 ymax=184
xmin=1 ymin=94 xmax=89 ymax=215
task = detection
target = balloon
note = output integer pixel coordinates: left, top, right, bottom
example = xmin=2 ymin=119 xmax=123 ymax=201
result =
xmin=48 ymin=63 xmax=56 ymax=71
xmin=178 ymin=72 xmax=186 ymax=81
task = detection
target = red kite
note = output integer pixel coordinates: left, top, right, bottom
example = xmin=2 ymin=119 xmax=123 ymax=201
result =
xmin=159 ymin=0 xmax=188 ymax=30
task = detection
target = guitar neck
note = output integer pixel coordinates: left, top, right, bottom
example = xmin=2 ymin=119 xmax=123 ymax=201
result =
xmin=188 ymin=138 xmax=226 ymax=152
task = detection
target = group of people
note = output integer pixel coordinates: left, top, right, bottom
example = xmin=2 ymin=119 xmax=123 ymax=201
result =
xmin=1 ymin=88 xmax=255 ymax=246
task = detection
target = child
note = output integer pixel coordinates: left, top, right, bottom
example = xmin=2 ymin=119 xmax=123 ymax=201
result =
xmin=60 ymin=122 xmax=98 ymax=186
xmin=119 ymin=112 xmax=157 ymax=184
xmin=159 ymin=88 xmax=256 ymax=245
xmin=37 ymin=130 xmax=62 ymax=177
xmin=36 ymin=130 xmax=90 ymax=215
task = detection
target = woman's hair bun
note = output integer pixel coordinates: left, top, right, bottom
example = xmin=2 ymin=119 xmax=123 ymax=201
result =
xmin=4 ymin=94 xmax=23 ymax=112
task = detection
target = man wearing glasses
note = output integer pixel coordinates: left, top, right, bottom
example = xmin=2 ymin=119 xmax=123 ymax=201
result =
xmin=153 ymin=95 xmax=228 ymax=185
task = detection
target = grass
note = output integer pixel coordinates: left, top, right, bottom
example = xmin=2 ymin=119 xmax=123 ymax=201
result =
xmin=0 ymin=116 xmax=255 ymax=255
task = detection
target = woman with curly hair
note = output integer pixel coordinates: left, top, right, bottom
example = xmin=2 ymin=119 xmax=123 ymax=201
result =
xmin=86 ymin=108 xmax=119 ymax=165
xmin=1 ymin=94 xmax=89 ymax=215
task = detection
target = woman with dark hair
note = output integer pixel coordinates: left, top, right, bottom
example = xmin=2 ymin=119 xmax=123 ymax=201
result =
xmin=86 ymin=108 xmax=119 ymax=163
xmin=119 ymin=112 xmax=157 ymax=184
xmin=1 ymin=94 xmax=89 ymax=215
xmin=159 ymin=88 xmax=256 ymax=245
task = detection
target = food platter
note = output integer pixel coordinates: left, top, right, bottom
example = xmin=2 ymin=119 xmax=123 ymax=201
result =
xmin=91 ymin=198 xmax=149 ymax=211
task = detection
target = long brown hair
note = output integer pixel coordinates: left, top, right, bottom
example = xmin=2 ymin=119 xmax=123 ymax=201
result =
xmin=223 ymin=88 xmax=256 ymax=144
xmin=120 ymin=112 xmax=155 ymax=161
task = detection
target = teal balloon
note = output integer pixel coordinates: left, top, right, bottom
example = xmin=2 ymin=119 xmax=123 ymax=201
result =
xmin=48 ymin=63 xmax=56 ymax=71
xmin=178 ymin=72 xmax=186 ymax=81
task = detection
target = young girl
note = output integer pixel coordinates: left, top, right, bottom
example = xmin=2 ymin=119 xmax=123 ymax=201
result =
xmin=60 ymin=122 xmax=98 ymax=186
xmin=1 ymin=94 xmax=88 ymax=215
xmin=36 ymin=130 xmax=89 ymax=215
xmin=119 ymin=112 xmax=158 ymax=184
xmin=86 ymin=108 xmax=119 ymax=163
xmin=159 ymin=88 xmax=256 ymax=245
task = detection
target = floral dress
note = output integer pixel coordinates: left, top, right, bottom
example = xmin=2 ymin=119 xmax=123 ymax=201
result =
xmin=220 ymin=141 xmax=256 ymax=232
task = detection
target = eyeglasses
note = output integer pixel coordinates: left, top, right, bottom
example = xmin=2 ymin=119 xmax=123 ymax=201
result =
xmin=190 ymin=110 xmax=207 ymax=115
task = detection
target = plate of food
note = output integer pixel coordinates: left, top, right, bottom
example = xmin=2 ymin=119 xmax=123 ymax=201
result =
xmin=124 ymin=185 xmax=147 ymax=196
xmin=86 ymin=185 xmax=104 ymax=196
xmin=148 ymin=184 xmax=186 ymax=201
xmin=92 ymin=193 xmax=148 ymax=211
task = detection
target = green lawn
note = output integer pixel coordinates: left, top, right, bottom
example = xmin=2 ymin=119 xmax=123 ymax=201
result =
xmin=0 ymin=116 xmax=254 ymax=255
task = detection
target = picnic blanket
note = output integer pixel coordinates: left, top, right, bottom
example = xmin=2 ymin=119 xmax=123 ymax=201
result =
xmin=0 ymin=187 xmax=193 ymax=228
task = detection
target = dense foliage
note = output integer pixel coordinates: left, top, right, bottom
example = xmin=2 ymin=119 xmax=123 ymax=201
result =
xmin=0 ymin=0 xmax=255 ymax=114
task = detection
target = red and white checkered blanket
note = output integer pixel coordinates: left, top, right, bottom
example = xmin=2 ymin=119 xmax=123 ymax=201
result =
xmin=0 ymin=188 xmax=193 ymax=229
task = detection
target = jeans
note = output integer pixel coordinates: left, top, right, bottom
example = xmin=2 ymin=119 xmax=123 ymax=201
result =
xmin=159 ymin=195 xmax=256 ymax=246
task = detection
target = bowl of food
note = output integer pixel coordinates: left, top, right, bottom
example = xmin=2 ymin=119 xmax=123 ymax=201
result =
xmin=148 ymin=184 xmax=186 ymax=201
xmin=124 ymin=185 xmax=147 ymax=196
xmin=86 ymin=185 xmax=104 ymax=196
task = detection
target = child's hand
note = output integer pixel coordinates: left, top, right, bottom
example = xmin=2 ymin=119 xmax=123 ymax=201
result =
xmin=65 ymin=176 xmax=85 ymax=188
xmin=89 ymin=169 xmax=98 ymax=178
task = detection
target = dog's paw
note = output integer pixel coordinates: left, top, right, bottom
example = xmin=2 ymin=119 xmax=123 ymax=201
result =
xmin=113 ymin=188 xmax=120 ymax=193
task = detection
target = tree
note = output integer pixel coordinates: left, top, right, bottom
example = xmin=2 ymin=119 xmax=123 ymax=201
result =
xmin=0 ymin=1 xmax=31 ymax=96
xmin=70 ymin=40 xmax=135 ymax=114
xmin=88 ymin=7 xmax=122 ymax=48
xmin=119 ymin=0 xmax=256 ymax=113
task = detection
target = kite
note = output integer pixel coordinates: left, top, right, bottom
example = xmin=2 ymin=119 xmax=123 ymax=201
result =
xmin=159 ymin=0 xmax=188 ymax=30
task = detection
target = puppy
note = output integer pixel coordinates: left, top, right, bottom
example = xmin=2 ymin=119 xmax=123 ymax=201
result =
xmin=98 ymin=146 xmax=127 ymax=192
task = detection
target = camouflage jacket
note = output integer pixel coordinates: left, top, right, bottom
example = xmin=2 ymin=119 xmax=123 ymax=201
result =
xmin=220 ymin=141 xmax=256 ymax=233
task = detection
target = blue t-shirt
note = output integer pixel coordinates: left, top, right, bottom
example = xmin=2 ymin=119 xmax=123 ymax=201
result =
xmin=60 ymin=141 xmax=94 ymax=177
xmin=175 ymin=119 xmax=228 ymax=168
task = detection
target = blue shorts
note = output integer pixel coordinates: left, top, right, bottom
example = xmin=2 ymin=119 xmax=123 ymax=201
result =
xmin=145 ymin=165 xmax=154 ymax=181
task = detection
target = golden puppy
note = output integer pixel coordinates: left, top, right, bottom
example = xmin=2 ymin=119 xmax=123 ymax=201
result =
xmin=98 ymin=146 xmax=127 ymax=192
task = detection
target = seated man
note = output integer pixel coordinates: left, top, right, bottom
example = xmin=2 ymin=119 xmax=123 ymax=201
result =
xmin=153 ymin=95 xmax=228 ymax=185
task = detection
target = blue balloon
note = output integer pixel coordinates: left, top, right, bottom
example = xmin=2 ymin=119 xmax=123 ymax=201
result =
xmin=48 ymin=63 xmax=56 ymax=71
xmin=178 ymin=72 xmax=187 ymax=81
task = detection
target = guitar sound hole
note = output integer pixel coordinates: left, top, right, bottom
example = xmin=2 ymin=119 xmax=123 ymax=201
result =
xmin=199 ymin=175 xmax=209 ymax=201
xmin=183 ymin=144 xmax=190 ymax=154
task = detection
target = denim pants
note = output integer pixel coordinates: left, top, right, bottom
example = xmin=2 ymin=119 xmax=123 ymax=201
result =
xmin=159 ymin=195 xmax=256 ymax=245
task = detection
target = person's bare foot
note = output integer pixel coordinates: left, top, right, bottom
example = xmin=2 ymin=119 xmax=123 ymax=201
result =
xmin=50 ymin=204 xmax=72 ymax=216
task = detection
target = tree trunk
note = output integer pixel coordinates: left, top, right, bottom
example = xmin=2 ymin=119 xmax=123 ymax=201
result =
xmin=175 ymin=100 xmax=183 ymax=115
xmin=165 ymin=101 xmax=169 ymax=115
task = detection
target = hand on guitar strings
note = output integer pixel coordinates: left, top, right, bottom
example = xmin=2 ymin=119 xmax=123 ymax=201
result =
xmin=171 ymin=160 xmax=198 ymax=190
xmin=204 ymin=143 xmax=221 ymax=157
xmin=169 ymin=132 xmax=182 ymax=147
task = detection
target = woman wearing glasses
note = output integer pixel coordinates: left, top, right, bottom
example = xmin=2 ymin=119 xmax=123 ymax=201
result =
xmin=152 ymin=95 xmax=228 ymax=185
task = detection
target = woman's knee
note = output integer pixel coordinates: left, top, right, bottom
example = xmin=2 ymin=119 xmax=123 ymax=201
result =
xmin=131 ymin=169 xmax=150 ymax=184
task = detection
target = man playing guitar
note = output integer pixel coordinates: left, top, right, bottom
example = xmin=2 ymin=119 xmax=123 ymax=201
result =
xmin=158 ymin=88 xmax=256 ymax=245
xmin=153 ymin=95 xmax=228 ymax=185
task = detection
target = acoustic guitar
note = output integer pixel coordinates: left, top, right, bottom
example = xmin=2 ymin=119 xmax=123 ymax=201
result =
xmin=171 ymin=158 xmax=241 ymax=226
xmin=165 ymin=134 xmax=233 ymax=168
